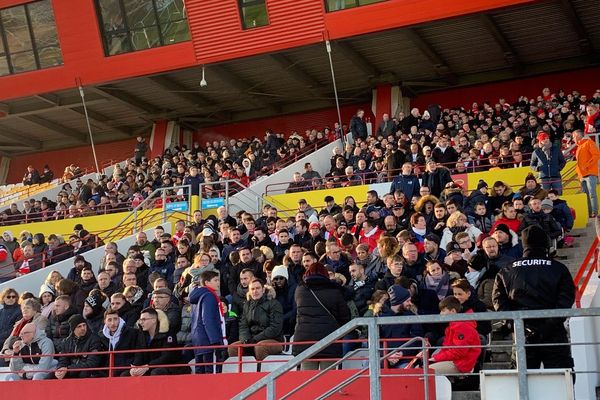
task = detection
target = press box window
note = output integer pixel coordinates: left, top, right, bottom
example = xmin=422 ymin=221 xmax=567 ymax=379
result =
xmin=239 ymin=0 xmax=269 ymax=29
xmin=325 ymin=0 xmax=386 ymax=12
xmin=0 ymin=0 xmax=63 ymax=76
xmin=96 ymin=0 xmax=191 ymax=56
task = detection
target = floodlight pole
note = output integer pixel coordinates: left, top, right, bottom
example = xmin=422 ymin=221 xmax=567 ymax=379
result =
xmin=325 ymin=40 xmax=345 ymax=147
xmin=77 ymin=81 xmax=101 ymax=178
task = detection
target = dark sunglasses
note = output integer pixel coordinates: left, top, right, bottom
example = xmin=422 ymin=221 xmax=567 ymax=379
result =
xmin=5 ymin=295 xmax=17 ymax=299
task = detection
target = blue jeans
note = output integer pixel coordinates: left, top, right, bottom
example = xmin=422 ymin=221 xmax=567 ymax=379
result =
xmin=582 ymin=175 xmax=598 ymax=216
xmin=541 ymin=178 xmax=563 ymax=195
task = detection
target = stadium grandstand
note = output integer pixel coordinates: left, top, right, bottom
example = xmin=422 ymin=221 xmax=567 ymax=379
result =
xmin=0 ymin=0 xmax=599 ymax=399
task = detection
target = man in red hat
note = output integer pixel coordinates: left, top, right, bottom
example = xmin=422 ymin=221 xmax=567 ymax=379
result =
xmin=529 ymin=131 xmax=566 ymax=195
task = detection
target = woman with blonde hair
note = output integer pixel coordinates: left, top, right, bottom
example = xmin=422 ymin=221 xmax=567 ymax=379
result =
xmin=44 ymin=270 xmax=64 ymax=291
xmin=440 ymin=211 xmax=482 ymax=250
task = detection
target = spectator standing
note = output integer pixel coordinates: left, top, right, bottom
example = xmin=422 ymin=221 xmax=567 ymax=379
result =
xmin=293 ymin=263 xmax=350 ymax=370
xmin=573 ymin=130 xmax=600 ymax=217
xmin=190 ymin=270 xmax=226 ymax=374
xmin=22 ymin=165 xmax=41 ymax=186
xmin=389 ymin=163 xmax=421 ymax=200
xmin=493 ymin=225 xmax=575 ymax=370
xmin=134 ymin=136 xmax=148 ymax=165
xmin=349 ymin=109 xmax=368 ymax=141
xmin=376 ymin=113 xmax=395 ymax=137
xmin=530 ymin=132 xmax=566 ymax=194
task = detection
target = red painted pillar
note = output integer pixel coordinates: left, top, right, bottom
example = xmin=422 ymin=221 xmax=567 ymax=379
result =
xmin=150 ymin=120 xmax=169 ymax=158
xmin=373 ymin=84 xmax=392 ymax=120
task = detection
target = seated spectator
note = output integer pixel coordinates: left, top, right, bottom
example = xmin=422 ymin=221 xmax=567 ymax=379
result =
xmin=40 ymin=165 xmax=54 ymax=184
xmin=124 ymin=308 xmax=188 ymax=376
xmin=518 ymin=174 xmax=548 ymax=201
xmin=110 ymin=293 xmax=139 ymax=327
xmin=319 ymin=195 xmax=343 ymax=217
xmin=491 ymin=224 xmax=523 ymax=259
xmin=16 ymin=242 xmax=44 ymax=277
xmin=54 ymin=314 xmax=105 ymax=379
xmin=22 ymin=165 xmax=41 ymax=186
xmin=38 ymin=284 xmax=55 ymax=318
xmin=2 ymin=298 xmax=48 ymax=358
xmin=491 ymin=202 xmax=522 ymax=234
xmin=5 ymin=322 xmax=57 ymax=381
xmin=472 ymin=202 xmax=492 ymax=234
xmin=348 ymin=263 xmax=377 ymax=317
xmin=99 ymin=309 xmax=145 ymax=377
xmin=45 ymin=295 xmax=76 ymax=352
xmin=270 ymin=265 xmax=297 ymax=336
xmin=83 ymin=290 xmax=108 ymax=334
xmin=451 ymin=279 xmax=491 ymax=336
xmin=0 ymin=288 xmax=21 ymax=366
xmin=286 ymin=172 xmax=309 ymax=193
xmin=440 ymin=212 xmax=482 ymax=252
xmin=519 ymin=197 xmax=562 ymax=243
xmin=46 ymin=234 xmax=73 ymax=265
xmin=151 ymin=288 xmax=181 ymax=335
xmin=429 ymin=296 xmax=481 ymax=375
xmin=378 ymin=285 xmax=424 ymax=366
xmin=547 ymin=190 xmax=574 ymax=233
xmin=376 ymin=255 xmax=407 ymax=291
xmin=228 ymin=278 xmax=283 ymax=361
xmin=488 ymin=181 xmax=515 ymax=216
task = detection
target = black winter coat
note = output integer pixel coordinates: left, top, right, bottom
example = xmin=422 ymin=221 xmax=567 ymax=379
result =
xmin=293 ymin=276 xmax=351 ymax=359
xmin=239 ymin=294 xmax=283 ymax=343
xmin=99 ymin=323 xmax=145 ymax=373
xmin=57 ymin=330 xmax=106 ymax=378
xmin=46 ymin=307 xmax=76 ymax=351
xmin=350 ymin=115 xmax=367 ymax=140
xmin=0 ymin=304 xmax=21 ymax=346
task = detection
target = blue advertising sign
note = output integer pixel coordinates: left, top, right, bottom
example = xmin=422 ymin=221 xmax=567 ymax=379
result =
xmin=202 ymin=197 xmax=225 ymax=209
xmin=165 ymin=201 xmax=189 ymax=212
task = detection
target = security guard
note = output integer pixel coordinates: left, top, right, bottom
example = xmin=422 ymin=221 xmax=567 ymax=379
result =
xmin=492 ymin=225 xmax=575 ymax=370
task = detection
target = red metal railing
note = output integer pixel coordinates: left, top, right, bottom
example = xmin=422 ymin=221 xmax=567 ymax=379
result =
xmin=574 ymin=237 xmax=600 ymax=308
xmin=0 ymin=337 xmax=427 ymax=377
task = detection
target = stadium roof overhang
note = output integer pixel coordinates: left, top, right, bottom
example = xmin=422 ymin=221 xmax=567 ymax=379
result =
xmin=0 ymin=0 xmax=598 ymax=155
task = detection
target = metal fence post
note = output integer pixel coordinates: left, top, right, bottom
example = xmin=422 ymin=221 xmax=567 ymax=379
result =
xmin=513 ymin=318 xmax=529 ymax=400
xmin=161 ymin=189 xmax=167 ymax=224
xmin=367 ymin=318 xmax=382 ymax=400
xmin=266 ymin=379 xmax=276 ymax=400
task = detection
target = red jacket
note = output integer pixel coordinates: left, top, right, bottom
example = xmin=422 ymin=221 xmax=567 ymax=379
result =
xmin=432 ymin=319 xmax=481 ymax=373
xmin=359 ymin=227 xmax=382 ymax=252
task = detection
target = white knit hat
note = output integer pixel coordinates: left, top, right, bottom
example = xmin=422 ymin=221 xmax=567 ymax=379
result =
xmin=271 ymin=265 xmax=289 ymax=281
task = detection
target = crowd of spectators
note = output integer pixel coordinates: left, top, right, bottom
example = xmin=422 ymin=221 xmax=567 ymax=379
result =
xmin=0 ymin=87 xmax=597 ymax=381
xmin=5 ymin=130 xmax=330 ymax=226
xmin=286 ymin=87 xmax=600 ymax=193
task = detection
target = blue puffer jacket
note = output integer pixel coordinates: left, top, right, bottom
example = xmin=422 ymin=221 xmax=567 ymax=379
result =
xmin=389 ymin=174 xmax=421 ymax=200
xmin=530 ymin=143 xmax=566 ymax=179
xmin=189 ymin=286 xmax=224 ymax=355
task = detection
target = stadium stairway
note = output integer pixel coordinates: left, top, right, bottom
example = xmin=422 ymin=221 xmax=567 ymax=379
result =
xmin=452 ymin=219 xmax=598 ymax=400
xmin=227 ymin=139 xmax=343 ymax=216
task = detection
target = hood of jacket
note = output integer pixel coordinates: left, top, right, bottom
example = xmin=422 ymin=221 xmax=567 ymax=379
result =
xmin=490 ymin=183 xmax=513 ymax=198
xmin=156 ymin=309 xmax=170 ymax=334
xmin=246 ymin=284 xmax=276 ymax=301
xmin=415 ymin=195 xmax=440 ymax=213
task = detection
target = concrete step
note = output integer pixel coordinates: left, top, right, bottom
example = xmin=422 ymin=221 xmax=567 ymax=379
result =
xmin=482 ymin=362 xmax=511 ymax=370
xmin=452 ymin=391 xmax=481 ymax=400
xmin=490 ymin=353 xmax=511 ymax=362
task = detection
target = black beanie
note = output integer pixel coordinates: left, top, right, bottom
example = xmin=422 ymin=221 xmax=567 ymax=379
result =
xmin=85 ymin=293 xmax=105 ymax=317
xmin=68 ymin=314 xmax=86 ymax=332
xmin=477 ymin=180 xmax=488 ymax=191
xmin=521 ymin=225 xmax=550 ymax=251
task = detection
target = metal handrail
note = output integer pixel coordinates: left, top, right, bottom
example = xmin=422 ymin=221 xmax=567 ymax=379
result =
xmin=233 ymin=307 xmax=600 ymax=400
xmin=102 ymin=184 xmax=191 ymax=240
xmin=574 ymin=237 xmax=600 ymax=307
xmin=282 ymin=336 xmax=427 ymax=400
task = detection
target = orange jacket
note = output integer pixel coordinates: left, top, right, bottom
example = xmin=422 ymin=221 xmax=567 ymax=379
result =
xmin=575 ymin=138 xmax=600 ymax=179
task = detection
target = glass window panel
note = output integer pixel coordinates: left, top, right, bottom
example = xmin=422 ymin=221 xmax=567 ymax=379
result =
xmin=98 ymin=0 xmax=126 ymax=32
xmin=156 ymin=0 xmax=186 ymax=23
xmin=241 ymin=3 xmax=269 ymax=29
xmin=130 ymin=26 xmax=160 ymax=50
xmin=0 ymin=55 xmax=9 ymax=76
xmin=37 ymin=45 xmax=62 ymax=68
xmin=1 ymin=6 xmax=33 ymax=53
xmin=358 ymin=0 xmax=385 ymax=5
xmin=123 ymin=0 xmax=158 ymax=30
xmin=10 ymin=50 xmax=36 ymax=72
xmin=105 ymin=32 xmax=131 ymax=55
xmin=160 ymin=20 xmax=189 ymax=44
xmin=28 ymin=1 xmax=61 ymax=51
